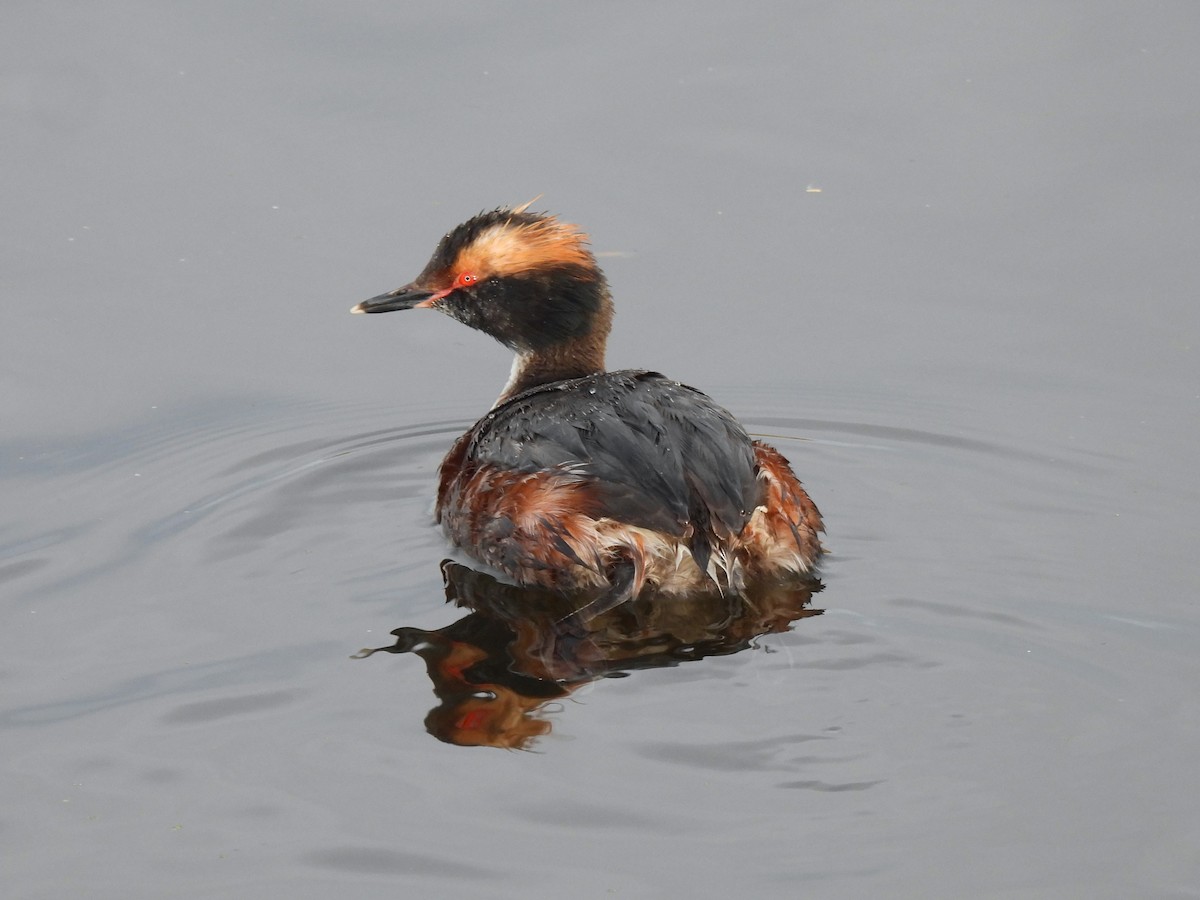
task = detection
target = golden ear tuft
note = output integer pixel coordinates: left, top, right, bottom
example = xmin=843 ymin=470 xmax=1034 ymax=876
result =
xmin=511 ymin=194 xmax=544 ymax=215
xmin=456 ymin=213 xmax=593 ymax=278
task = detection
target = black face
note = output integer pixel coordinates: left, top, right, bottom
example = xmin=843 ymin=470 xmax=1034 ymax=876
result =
xmin=438 ymin=266 xmax=605 ymax=352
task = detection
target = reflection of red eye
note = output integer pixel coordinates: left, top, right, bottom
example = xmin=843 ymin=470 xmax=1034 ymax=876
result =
xmin=454 ymin=272 xmax=477 ymax=288
xmin=457 ymin=709 xmax=489 ymax=731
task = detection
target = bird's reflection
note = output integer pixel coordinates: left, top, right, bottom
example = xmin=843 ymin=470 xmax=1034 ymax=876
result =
xmin=356 ymin=560 xmax=823 ymax=749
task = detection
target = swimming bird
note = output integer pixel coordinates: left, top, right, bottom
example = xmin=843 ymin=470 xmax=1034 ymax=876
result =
xmin=352 ymin=204 xmax=823 ymax=615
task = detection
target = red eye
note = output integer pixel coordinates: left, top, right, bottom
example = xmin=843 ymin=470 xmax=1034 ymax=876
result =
xmin=454 ymin=272 xmax=477 ymax=288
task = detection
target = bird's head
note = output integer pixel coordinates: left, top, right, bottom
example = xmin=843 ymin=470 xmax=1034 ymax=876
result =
xmin=352 ymin=205 xmax=611 ymax=353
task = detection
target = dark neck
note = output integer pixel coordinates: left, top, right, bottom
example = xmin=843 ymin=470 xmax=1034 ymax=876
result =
xmin=495 ymin=294 xmax=613 ymax=405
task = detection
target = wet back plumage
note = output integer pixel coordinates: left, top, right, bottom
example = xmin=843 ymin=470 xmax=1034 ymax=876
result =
xmin=438 ymin=371 xmax=760 ymax=581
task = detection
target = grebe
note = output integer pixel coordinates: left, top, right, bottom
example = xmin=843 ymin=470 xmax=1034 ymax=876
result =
xmin=352 ymin=205 xmax=823 ymax=613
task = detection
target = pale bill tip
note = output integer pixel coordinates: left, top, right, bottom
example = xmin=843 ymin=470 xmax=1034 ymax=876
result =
xmin=350 ymin=302 xmax=366 ymax=314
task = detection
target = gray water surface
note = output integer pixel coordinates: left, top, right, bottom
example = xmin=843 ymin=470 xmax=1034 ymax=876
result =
xmin=3 ymin=3 xmax=1199 ymax=898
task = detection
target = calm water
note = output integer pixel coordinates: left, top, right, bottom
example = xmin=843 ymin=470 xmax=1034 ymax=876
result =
xmin=4 ymin=3 xmax=1199 ymax=898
